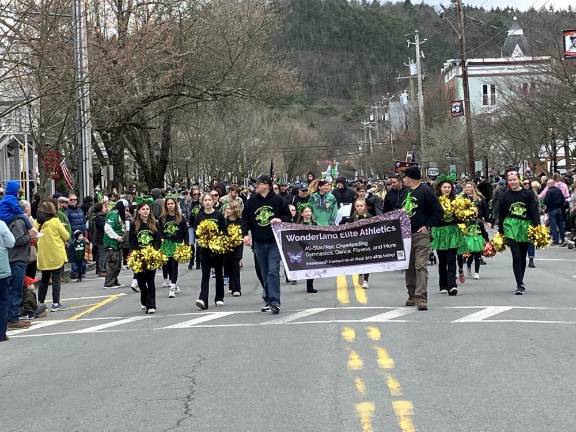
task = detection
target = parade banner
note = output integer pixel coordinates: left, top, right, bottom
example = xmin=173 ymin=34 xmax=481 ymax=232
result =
xmin=272 ymin=211 xmax=411 ymax=280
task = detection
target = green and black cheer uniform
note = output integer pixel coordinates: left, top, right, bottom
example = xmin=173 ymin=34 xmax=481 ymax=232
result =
xmin=350 ymin=214 xmax=371 ymax=284
xmin=223 ymin=218 xmax=243 ymax=295
xmin=498 ymin=188 xmax=540 ymax=290
xmin=457 ymin=196 xmax=489 ymax=276
xmin=432 ymin=197 xmax=461 ymax=292
xmin=195 ymin=209 xmax=227 ymax=306
xmin=160 ymin=214 xmax=189 ymax=286
xmin=302 ymin=219 xmax=318 ymax=292
xmin=129 ymin=220 xmax=163 ymax=311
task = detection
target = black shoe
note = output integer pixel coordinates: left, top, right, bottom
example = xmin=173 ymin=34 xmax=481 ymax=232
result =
xmin=290 ymin=280 xmax=298 ymax=285
xmin=515 ymin=284 xmax=526 ymax=295
xmin=261 ymin=304 xmax=271 ymax=312
xmin=195 ymin=264 xmax=201 ymax=270
xmin=528 ymin=258 xmax=535 ymax=268
xmin=307 ymin=288 xmax=318 ymax=293
xmin=479 ymin=257 xmax=487 ymax=265
xmin=271 ymin=304 xmax=280 ymax=314
xmin=188 ymin=262 xmax=194 ymax=270
xmin=448 ymin=287 xmax=458 ymax=296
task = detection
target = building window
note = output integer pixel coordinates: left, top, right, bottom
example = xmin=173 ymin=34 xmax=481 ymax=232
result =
xmin=482 ymin=84 xmax=496 ymax=106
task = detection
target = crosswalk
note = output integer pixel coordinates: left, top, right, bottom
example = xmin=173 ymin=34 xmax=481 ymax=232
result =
xmin=8 ymin=305 xmax=576 ymax=339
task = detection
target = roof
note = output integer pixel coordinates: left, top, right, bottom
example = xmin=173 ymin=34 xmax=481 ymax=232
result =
xmin=502 ymin=17 xmax=530 ymax=58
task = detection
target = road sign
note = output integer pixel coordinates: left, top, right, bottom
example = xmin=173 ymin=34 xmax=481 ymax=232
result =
xmin=427 ymin=167 xmax=439 ymax=177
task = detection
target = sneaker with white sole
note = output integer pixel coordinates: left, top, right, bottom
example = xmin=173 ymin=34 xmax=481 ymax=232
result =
xmin=271 ymin=304 xmax=280 ymax=315
xmin=161 ymin=279 xmax=170 ymax=288
xmin=215 ymin=300 xmax=224 ymax=307
xmin=174 ymin=285 xmax=181 ymax=295
xmin=146 ymin=308 xmax=156 ymax=314
xmin=362 ymin=281 xmax=368 ymax=289
xmin=50 ymin=303 xmax=67 ymax=312
xmin=232 ymin=291 xmax=241 ymax=297
xmin=195 ymin=299 xmax=207 ymax=310
xmin=473 ymin=273 xmax=480 ymax=280
xmin=261 ymin=304 xmax=271 ymax=312
xmin=169 ymin=287 xmax=176 ymax=298
xmin=131 ymin=279 xmax=140 ymax=292
xmin=141 ymin=305 xmax=147 ymax=312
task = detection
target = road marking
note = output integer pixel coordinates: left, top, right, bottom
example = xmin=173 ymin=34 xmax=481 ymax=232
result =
xmin=336 ymin=275 xmax=350 ymax=305
xmin=392 ymin=400 xmax=416 ymax=432
xmin=385 ymin=373 xmax=403 ymax=397
xmin=7 ymin=320 xmax=68 ymax=336
xmin=162 ymin=312 xmax=235 ymax=328
xmin=348 ymin=350 xmax=364 ymax=370
xmin=362 ymin=308 xmax=416 ymax=322
xmin=341 ymin=327 xmax=356 ymax=343
xmin=43 ymin=293 xmax=128 ymax=302
xmin=355 ymin=402 xmax=375 ymax=432
xmin=68 ymin=294 xmax=122 ymax=320
xmin=452 ymin=306 xmax=514 ymax=323
xmin=375 ymin=346 xmax=395 ymax=369
xmin=536 ymin=258 xmax=576 ymax=261
xmin=72 ymin=316 xmax=149 ymax=334
xmin=366 ymin=326 xmax=381 ymax=341
xmin=354 ymin=377 xmax=366 ymax=396
xmin=352 ymin=274 xmax=368 ymax=305
xmin=263 ymin=308 xmax=327 ymax=325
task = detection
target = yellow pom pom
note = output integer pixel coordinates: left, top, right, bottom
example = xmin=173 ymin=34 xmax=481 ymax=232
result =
xmin=490 ymin=232 xmax=506 ymax=252
xmin=528 ymin=225 xmax=550 ymax=249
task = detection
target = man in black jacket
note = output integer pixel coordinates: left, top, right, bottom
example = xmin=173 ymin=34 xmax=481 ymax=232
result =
xmin=383 ymin=175 xmax=409 ymax=212
xmin=242 ymin=175 xmax=291 ymax=314
xmin=543 ymin=179 xmax=566 ymax=245
xmin=332 ymin=177 xmax=355 ymax=207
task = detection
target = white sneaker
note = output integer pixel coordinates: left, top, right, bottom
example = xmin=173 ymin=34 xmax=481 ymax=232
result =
xmin=215 ymin=300 xmax=224 ymax=307
xmin=174 ymin=285 xmax=181 ymax=295
xmin=168 ymin=287 xmax=176 ymax=298
xmin=161 ymin=279 xmax=170 ymax=288
xmin=466 ymin=267 xmax=473 ymax=277
xmin=141 ymin=305 xmax=147 ymax=312
xmin=195 ymin=299 xmax=207 ymax=310
xmin=474 ymin=273 xmax=480 ymax=280
xmin=362 ymin=281 xmax=369 ymax=289
xmin=146 ymin=308 xmax=156 ymax=314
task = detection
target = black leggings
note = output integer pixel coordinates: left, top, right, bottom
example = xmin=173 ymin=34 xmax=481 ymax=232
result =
xmin=224 ymin=256 xmax=241 ymax=293
xmin=137 ymin=270 xmax=156 ymax=309
xmin=458 ymin=253 xmax=481 ymax=273
xmin=508 ymin=239 xmax=529 ymax=287
xmin=437 ymin=248 xmax=457 ymax=289
xmin=38 ymin=267 xmax=63 ymax=304
xmin=199 ymin=248 xmax=224 ymax=304
xmin=162 ymin=258 xmax=179 ymax=284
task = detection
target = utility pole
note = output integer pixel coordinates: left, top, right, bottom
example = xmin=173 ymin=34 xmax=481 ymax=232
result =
xmin=408 ymin=31 xmax=427 ymax=167
xmin=72 ymin=0 xmax=93 ymax=201
xmin=456 ymin=0 xmax=475 ymax=176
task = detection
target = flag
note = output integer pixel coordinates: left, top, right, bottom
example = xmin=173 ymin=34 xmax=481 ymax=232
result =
xmin=60 ymin=158 xmax=74 ymax=190
xmin=269 ymin=159 xmax=275 ymax=181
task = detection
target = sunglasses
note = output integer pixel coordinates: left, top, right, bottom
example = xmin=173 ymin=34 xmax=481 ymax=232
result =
xmin=210 ymin=194 xmax=219 ymax=197
xmin=523 ymin=182 xmax=530 ymax=185
xmin=192 ymin=193 xmax=200 ymax=196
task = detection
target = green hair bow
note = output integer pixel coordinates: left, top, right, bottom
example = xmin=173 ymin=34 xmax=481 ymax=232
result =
xmin=297 ymin=202 xmax=312 ymax=214
xmin=165 ymin=193 xmax=178 ymax=200
xmin=437 ymin=173 xmax=456 ymax=183
xmin=135 ymin=196 xmax=153 ymax=206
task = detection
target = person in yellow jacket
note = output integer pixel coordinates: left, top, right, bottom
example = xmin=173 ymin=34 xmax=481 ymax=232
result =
xmin=35 ymin=201 xmax=70 ymax=312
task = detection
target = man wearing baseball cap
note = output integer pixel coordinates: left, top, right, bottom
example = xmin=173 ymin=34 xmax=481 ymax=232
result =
xmin=242 ymin=175 xmax=291 ymax=314
xmin=402 ymin=166 xmax=443 ymax=310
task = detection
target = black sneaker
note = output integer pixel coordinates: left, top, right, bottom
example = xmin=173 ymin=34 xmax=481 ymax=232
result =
xmin=515 ymin=284 xmax=526 ymax=295
xmin=261 ymin=304 xmax=271 ymax=312
xmin=271 ymin=304 xmax=280 ymax=315
xmin=188 ymin=262 xmax=194 ymax=270
xmin=448 ymin=287 xmax=458 ymax=296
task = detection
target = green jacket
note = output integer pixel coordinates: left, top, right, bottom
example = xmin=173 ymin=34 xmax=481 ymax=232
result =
xmin=309 ymin=191 xmax=338 ymax=226
xmin=58 ymin=209 xmax=72 ymax=239
xmin=103 ymin=209 xmax=124 ymax=250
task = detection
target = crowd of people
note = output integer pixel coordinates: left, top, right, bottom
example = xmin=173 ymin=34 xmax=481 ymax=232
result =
xmin=0 ymin=167 xmax=574 ymax=342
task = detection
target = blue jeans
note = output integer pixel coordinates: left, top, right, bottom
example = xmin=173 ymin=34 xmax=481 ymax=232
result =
xmin=7 ymin=263 xmax=26 ymax=322
xmin=527 ymin=243 xmax=535 ymax=258
xmin=548 ymin=208 xmax=565 ymax=244
xmin=0 ymin=277 xmax=9 ymax=341
xmin=253 ymin=241 xmax=281 ymax=305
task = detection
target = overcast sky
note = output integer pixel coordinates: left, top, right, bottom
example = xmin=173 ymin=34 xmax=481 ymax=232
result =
xmin=424 ymin=0 xmax=571 ymax=10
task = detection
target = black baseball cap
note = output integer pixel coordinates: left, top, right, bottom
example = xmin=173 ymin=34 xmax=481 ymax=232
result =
xmin=255 ymin=175 xmax=273 ymax=186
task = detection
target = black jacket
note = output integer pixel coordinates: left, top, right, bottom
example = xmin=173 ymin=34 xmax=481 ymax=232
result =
xmin=383 ymin=187 xmax=409 ymax=213
xmin=543 ymin=187 xmax=565 ymax=212
xmin=93 ymin=212 xmax=106 ymax=245
xmin=332 ymin=187 xmax=356 ymax=207
xmin=242 ymin=190 xmax=291 ymax=243
xmin=129 ymin=220 xmax=163 ymax=250
xmin=160 ymin=214 xmax=189 ymax=244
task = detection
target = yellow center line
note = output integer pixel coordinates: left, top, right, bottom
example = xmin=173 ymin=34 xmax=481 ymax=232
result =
xmin=352 ymin=274 xmax=368 ymax=305
xmin=392 ymin=400 xmax=416 ymax=432
xmin=336 ymin=275 xmax=350 ymax=305
xmin=354 ymin=377 xmax=366 ymax=396
xmin=374 ymin=346 xmax=395 ymax=369
xmin=366 ymin=326 xmax=381 ymax=341
xmin=385 ymin=373 xmax=403 ymax=397
xmin=355 ymin=402 xmax=375 ymax=432
xmin=348 ymin=350 xmax=364 ymax=371
xmin=68 ymin=294 xmax=121 ymax=321
xmin=341 ymin=327 xmax=356 ymax=343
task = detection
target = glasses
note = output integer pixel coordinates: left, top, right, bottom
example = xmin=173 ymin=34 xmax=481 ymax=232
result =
xmin=523 ymin=182 xmax=530 ymax=186
xmin=69 ymin=199 xmax=77 ymax=201
xmin=192 ymin=193 xmax=200 ymax=196
xmin=210 ymin=193 xmax=219 ymax=197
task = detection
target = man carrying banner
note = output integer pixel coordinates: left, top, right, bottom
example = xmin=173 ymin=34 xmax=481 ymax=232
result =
xmin=402 ymin=166 xmax=443 ymax=310
xmin=242 ymin=175 xmax=291 ymax=315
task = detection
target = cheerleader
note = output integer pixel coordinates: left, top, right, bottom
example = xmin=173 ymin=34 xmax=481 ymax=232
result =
xmin=129 ymin=198 xmax=163 ymax=314
xmin=431 ymin=176 xmax=460 ymax=295
xmin=223 ymin=200 xmax=243 ymax=297
xmin=498 ymin=171 xmax=541 ymax=295
xmin=195 ymin=193 xmax=226 ymax=310
xmin=159 ymin=195 xmax=189 ymax=298
xmin=350 ymin=198 xmax=371 ymax=289
xmin=297 ymin=204 xmax=318 ymax=293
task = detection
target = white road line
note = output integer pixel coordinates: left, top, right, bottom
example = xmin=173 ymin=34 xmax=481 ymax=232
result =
xmin=42 ymin=293 xmax=128 ymax=302
xmin=452 ymin=306 xmax=514 ymax=322
xmin=162 ymin=312 xmax=235 ymax=329
xmin=483 ymin=320 xmax=576 ymax=324
xmin=535 ymin=258 xmax=576 ymax=261
xmin=72 ymin=316 xmax=149 ymax=334
xmin=360 ymin=307 xmax=417 ymax=322
xmin=7 ymin=320 xmax=68 ymax=336
xmin=263 ymin=308 xmax=327 ymax=325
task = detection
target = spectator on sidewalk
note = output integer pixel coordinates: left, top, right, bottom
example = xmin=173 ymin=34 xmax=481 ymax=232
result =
xmin=0 ymin=219 xmax=15 ymax=341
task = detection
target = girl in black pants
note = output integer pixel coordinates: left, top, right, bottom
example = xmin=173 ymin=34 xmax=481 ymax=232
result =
xmin=298 ymin=204 xmax=318 ymax=293
xmin=195 ymin=193 xmax=226 ymax=310
xmin=129 ymin=199 xmax=163 ymax=314
xmin=223 ymin=200 xmax=243 ymax=297
xmin=159 ymin=196 xmax=189 ymax=298
xmin=498 ymin=171 xmax=541 ymax=295
xmin=349 ymin=199 xmax=372 ymax=289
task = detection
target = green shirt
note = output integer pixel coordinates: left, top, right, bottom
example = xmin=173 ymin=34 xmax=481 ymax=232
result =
xmin=103 ymin=210 xmax=124 ymax=250
xmin=309 ymin=192 xmax=338 ymax=226
xmin=58 ymin=209 xmax=72 ymax=239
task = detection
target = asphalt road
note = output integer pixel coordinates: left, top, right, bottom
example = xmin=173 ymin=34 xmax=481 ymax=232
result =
xmin=2 ymin=245 xmax=576 ymax=432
